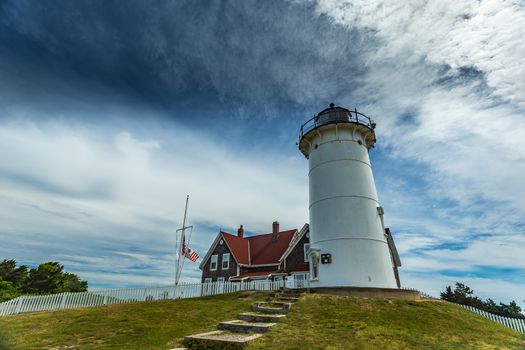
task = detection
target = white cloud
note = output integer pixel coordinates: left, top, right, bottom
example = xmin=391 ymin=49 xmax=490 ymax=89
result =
xmin=0 ymin=118 xmax=308 ymax=287
xmin=426 ymin=234 xmax=525 ymax=270
xmin=314 ymin=0 xmax=525 ymax=306
xmin=316 ymin=0 xmax=525 ymax=108
xmin=1 ymin=0 xmax=524 ymax=308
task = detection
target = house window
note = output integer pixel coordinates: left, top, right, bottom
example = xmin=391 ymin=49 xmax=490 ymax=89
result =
xmin=291 ymin=273 xmax=308 ymax=288
xmin=204 ymin=278 xmax=212 ymax=283
xmin=210 ymin=255 xmax=218 ymax=271
xmin=217 ymin=277 xmax=225 ymax=283
xmin=294 ymin=274 xmax=305 ymax=281
xmin=222 ymin=253 xmax=230 ymax=270
xmin=304 ymin=243 xmax=310 ymax=262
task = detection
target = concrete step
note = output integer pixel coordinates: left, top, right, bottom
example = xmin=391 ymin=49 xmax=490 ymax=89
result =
xmin=251 ymin=301 xmax=290 ymax=314
xmin=281 ymin=288 xmax=305 ymax=294
xmin=265 ymin=301 xmax=293 ymax=307
xmin=218 ymin=319 xmax=276 ymax=333
xmin=184 ymin=330 xmax=262 ymax=350
xmin=237 ymin=312 xmax=286 ymax=323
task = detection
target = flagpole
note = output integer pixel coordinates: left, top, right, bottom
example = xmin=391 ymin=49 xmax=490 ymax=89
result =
xmin=175 ymin=195 xmax=190 ymax=286
xmin=175 ymin=224 xmax=180 ymax=285
xmin=178 ymin=225 xmax=192 ymax=284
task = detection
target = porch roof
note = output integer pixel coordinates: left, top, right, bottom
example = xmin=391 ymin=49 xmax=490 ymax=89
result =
xmin=229 ymin=270 xmax=284 ymax=281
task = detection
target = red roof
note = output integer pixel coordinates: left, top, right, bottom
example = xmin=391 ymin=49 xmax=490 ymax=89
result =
xmin=221 ymin=229 xmax=297 ymax=266
xmin=248 ymin=229 xmax=296 ymax=265
xmin=221 ymin=232 xmax=249 ymax=264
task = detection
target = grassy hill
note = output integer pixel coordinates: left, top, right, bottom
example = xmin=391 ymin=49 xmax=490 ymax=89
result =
xmin=0 ymin=292 xmax=266 ymax=350
xmin=0 ymin=292 xmax=523 ymax=350
xmin=249 ymin=294 xmax=524 ymax=350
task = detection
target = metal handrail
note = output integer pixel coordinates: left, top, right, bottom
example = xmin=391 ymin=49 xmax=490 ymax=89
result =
xmin=299 ymin=108 xmax=375 ymax=140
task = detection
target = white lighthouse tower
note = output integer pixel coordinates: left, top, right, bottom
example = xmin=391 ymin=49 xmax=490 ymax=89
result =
xmin=299 ymin=103 xmax=398 ymax=289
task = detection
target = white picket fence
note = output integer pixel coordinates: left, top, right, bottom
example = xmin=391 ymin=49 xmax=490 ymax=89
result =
xmin=2 ymin=282 xmax=524 ymax=333
xmin=372 ymin=288 xmax=525 ymax=333
xmin=0 ymin=279 xmax=285 ymax=317
xmin=458 ymin=304 xmax=525 ymax=333
xmin=405 ymin=288 xmax=434 ymax=299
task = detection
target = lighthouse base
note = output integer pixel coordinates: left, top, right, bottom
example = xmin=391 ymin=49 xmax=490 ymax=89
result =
xmin=308 ymin=238 xmax=398 ymax=289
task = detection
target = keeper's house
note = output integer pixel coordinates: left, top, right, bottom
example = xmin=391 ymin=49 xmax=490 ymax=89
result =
xmin=199 ymin=220 xmax=402 ymax=287
xmin=199 ymin=222 xmax=310 ymax=283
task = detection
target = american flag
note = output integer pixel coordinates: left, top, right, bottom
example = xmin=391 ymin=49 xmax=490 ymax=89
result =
xmin=185 ymin=247 xmax=199 ymax=262
xmin=181 ymin=235 xmax=199 ymax=262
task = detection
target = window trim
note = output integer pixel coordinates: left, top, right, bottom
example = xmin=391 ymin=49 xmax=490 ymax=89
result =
xmin=303 ymin=243 xmax=310 ymax=262
xmin=210 ymin=254 xmax=218 ymax=271
xmin=217 ymin=277 xmax=225 ymax=284
xmin=308 ymin=248 xmax=320 ymax=281
xmin=204 ymin=278 xmax=212 ymax=283
xmin=221 ymin=253 xmax=230 ymax=270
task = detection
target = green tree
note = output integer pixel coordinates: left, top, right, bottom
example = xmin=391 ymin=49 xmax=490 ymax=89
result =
xmin=25 ymin=262 xmax=88 ymax=294
xmin=61 ymin=272 xmax=88 ymax=292
xmin=484 ymin=298 xmax=499 ymax=313
xmin=440 ymin=282 xmax=482 ymax=306
xmin=440 ymin=285 xmax=454 ymax=302
xmin=0 ymin=260 xmax=88 ymax=302
xmin=0 ymin=279 xmax=21 ymax=302
xmin=0 ymin=259 xmax=28 ymax=289
xmin=441 ymin=282 xmax=524 ymax=319
xmin=0 ymin=260 xmax=16 ymax=279
xmin=498 ymin=301 xmax=524 ymax=319
xmin=25 ymin=262 xmax=65 ymax=293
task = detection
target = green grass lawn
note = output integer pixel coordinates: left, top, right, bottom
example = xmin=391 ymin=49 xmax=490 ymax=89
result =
xmin=248 ymin=294 xmax=525 ymax=350
xmin=1 ymin=292 xmax=524 ymax=350
xmin=0 ymin=291 xmax=267 ymax=350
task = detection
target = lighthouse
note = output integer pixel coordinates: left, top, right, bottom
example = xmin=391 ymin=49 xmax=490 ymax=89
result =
xmin=299 ymin=103 xmax=399 ymax=289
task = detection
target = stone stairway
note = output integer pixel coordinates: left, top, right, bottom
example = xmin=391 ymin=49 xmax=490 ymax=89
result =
xmin=178 ymin=289 xmax=303 ymax=350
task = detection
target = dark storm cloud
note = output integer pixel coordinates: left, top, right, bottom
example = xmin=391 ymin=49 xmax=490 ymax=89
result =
xmin=433 ymin=65 xmax=492 ymax=95
xmin=0 ymin=0 xmax=376 ymax=119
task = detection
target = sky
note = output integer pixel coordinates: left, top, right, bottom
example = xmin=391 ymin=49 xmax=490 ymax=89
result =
xmin=0 ymin=0 xmax=524 ymax=308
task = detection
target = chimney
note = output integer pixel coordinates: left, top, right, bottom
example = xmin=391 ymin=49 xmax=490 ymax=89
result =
xmin=272 ymin=221 xmax=280 ymax=235
xmin=237 ymin=225 xmax=244 ymax=238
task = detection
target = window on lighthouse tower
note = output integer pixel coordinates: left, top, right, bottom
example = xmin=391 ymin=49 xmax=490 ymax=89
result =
xmin=308 ymin=249 xmax=320 ymax=280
